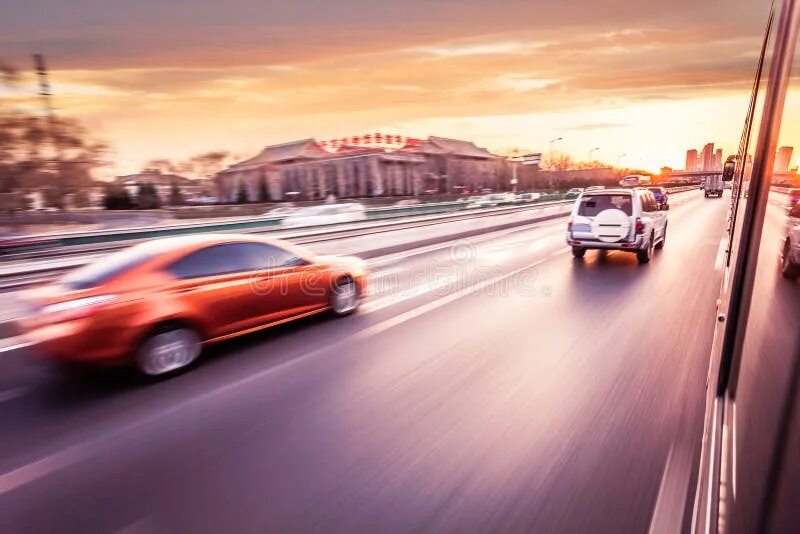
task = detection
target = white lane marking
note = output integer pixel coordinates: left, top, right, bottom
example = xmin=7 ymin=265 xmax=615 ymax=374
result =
xmin=355 ymin=257 xmax=548 ymax=340
xmin=714 ymin=237 xmax=728 ymax=271
xmin=648 ymin=439 xmax=695 ymax=534
xmin=649 ymin=443 xmax=675 ymax=534
xmin=0 ymin=388 xmax=26 ymax=404
xmin=0 ymin=251 xmax=565 ymax=495
xmin=0 ymin=339 xmax=36 ymax=354
xmin=369 ymin=266 xmax=405 ymax=281
xmin=367 ymin=217 xmax=567 ymax=267
xmin=362 ymin=274 xmax=458 ymax=314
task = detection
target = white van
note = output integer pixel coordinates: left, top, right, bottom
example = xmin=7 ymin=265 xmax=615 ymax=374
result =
xmin=566 ymin=188 xmax=668 ymax=264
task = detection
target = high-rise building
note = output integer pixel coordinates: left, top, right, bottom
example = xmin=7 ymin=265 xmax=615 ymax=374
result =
xmin=686 ymin=149 xmax=698 ymax=172
xmin=775 ymin=146 xmax=793 ymax=172
xmin=714 ymin=149 xmax=723 ymax=171
xmin=702 ymin=143 xmax=715 ymax=171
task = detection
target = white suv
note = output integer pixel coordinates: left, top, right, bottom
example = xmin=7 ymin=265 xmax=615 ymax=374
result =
xmin=781 ymin=201 xmax=800 ymax=279
xmin=566 ymin=188 xmax=668 ymax=264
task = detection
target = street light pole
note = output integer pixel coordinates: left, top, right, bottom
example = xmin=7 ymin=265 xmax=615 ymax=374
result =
xmin=589 ymin=147 xmax=599 ymax=163
xmin=617 ymin=153 xmax=627 ymax=167
xmin=549 ymin=137 xmax=563 ymax=191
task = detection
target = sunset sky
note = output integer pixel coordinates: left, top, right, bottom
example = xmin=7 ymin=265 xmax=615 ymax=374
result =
xmin=0 ymin=0 xmax=777 ymax=178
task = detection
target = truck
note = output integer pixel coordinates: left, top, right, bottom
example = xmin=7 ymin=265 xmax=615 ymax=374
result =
xmin=704 ymin=174 xmax=724 ymax=198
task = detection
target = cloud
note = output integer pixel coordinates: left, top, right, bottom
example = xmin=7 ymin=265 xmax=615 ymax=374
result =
xmin=0 ymin=0 xmax=769 ymax=176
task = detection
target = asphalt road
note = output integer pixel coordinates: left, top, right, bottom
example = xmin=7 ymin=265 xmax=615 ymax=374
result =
xmin=0 ymin=190 xmax=752 ymax=533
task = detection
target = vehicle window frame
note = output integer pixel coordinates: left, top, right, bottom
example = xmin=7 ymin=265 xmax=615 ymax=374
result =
xmin=166 ymin=242 xmax=305 ymax=280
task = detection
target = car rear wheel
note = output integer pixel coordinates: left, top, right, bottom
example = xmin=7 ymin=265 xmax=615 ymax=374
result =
xmin=637 ymin=233 xmax=655 ymax=264
xmin=136 ymin=324 xmax=201 ymax=377
xmin=571 ymin=246 xmax=586 ymax=259
xmin=331 ymin=277 xmax=359 ymax=316
xmin=655 ymin=225 xmax=667 ymax=249
xmin=781 ymin=239 xmax=800 ymax=279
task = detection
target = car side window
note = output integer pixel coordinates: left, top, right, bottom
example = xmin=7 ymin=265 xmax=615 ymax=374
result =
xmin=167 ymin=243 xmax=303 ymax=279
xmin=243 ymin=243 xmax=305 ymax=270
xmin=168 ymin=244 xmax=247 ymax=279
xmin=640 ymin=193 xmax=653 ymax=212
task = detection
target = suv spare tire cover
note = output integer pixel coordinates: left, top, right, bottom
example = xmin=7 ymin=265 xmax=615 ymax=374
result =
xmin=591 ymin=209 xmax=632 ymax=243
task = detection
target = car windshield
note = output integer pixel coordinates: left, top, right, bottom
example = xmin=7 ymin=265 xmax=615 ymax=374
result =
xmin=577 ymin=194 xmax=633 ymax=216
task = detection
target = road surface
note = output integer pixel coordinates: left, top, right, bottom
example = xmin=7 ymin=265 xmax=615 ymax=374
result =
xmin=0 ymin=190 xmax=765 ymax=533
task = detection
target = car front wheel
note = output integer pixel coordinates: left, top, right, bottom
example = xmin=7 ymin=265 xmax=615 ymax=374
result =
xmin=572 ymin=246 xmax=586 ymax=259
xmin=331 ymin=277 xmax=360 ymax=316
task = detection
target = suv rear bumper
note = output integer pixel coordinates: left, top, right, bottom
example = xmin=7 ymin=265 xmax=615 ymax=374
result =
xmin=567 ymin=235 xmax=646 ymax=251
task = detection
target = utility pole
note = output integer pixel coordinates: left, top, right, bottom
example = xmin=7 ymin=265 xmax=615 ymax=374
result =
xmin=33 ymin=54 xmax=55 ymax=121
xmin=33 ymin=53 xmax=64 ymax=207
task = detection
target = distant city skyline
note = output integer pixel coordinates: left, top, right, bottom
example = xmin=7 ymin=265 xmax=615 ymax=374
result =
xmin=684 ymin=143 xmax=724 ymax=172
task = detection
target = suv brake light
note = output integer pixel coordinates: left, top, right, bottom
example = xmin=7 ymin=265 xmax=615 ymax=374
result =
xmin=635 ymin=217 xmax=645 ymax=235
xmin=567 ymin=219 xmax=573 ymax=232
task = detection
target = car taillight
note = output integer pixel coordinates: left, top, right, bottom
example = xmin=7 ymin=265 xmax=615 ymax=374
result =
xmin=567 ymin=219 xmax=573 ymax=232
xmin=635 ymin=218 xmax=645 ymax=235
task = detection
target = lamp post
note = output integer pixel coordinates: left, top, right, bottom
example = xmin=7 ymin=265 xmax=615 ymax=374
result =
xmin=509 ymin=148 xmax=520 ymax=193
xmin=549 ymin=138 xmax=563 ymax=190
xmin=617 ymin=153 xmax=627 ymax=167
xmin=589 ymin=147 xmax=600 ymax=163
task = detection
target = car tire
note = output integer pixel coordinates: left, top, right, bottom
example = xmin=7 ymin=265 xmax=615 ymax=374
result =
xmin=637 ymin=233 xmax=655 ymax=264
xmin=655 ymin=225 xmax=666 ymax=249
xmin=572 ymin=246 xmax=586 ymax=259
xmin=331 ymin=277 xmax=360 ymax=316
xmin=135 ymin=323 xmax=201 ymax=377
xmin=781 ymin=239 xmax=800 ymax=279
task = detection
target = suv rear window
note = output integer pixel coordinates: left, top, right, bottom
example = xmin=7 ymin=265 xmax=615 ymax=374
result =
xmin=577 ymin=194 xmax=633 ymax=216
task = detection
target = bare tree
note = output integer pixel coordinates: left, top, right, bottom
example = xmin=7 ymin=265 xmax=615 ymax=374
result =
xmin=0 ymin=113 xmax=107 ymax=208
xmin=0 ymin=60 xmax=19 ymax=88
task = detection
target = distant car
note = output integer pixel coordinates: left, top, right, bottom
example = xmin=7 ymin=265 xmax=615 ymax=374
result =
xmin=394 ymin=199 xmax=421 ymax=206
xmin=788 ymin=188 xmax=800 ymax=208
xmin=488 ymin=192 xmax=515 ymax=204
xmin=781 ymin=201 xmax=800 ymax=279
xmin=619 ymin=174 xmax=652 ymax=187
xmin=647 ymin=186 xmax=670 ymax=210
xmin=281 ymin=203 xmax=366 ymax=228
xmin=17 ymin=234 xmax=368 ymax=376
xmin=264 ymin=206 xmax=298 ymax=218
xmin=191 ymin=196 xmax=218 ymax=205
xmin=466 ymin=195 xmax=496 ymax=209
xmin=515 ymin=192 xmax=542 ymax=203
xmin=565 ymin=188 xmax=584 ymax=199
xmin=584 ymin=186 xmax=605 ymax=191
xmin=566 ymin=188 xmax=668 ymax=264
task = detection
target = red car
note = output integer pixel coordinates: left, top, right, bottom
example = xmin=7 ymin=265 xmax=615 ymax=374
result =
xmin=18 ymin=234 xmax=368 ymax=376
